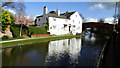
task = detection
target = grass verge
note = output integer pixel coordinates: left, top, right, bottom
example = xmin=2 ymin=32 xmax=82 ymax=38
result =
xmin=1 ymin=35 xmax=81 ymax=48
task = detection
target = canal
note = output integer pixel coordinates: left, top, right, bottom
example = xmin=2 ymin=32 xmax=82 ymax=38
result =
xmin=2 ymin=35 xmax=107 ymax=67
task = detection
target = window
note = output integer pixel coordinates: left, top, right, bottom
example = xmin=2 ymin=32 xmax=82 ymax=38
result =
xmin=73 ymin=25 xmax=75 ymax=27
xmin=38 ymin=19 xmax=40 ymax=21
xmin=73 ymin=20 xmax=74 ymax=22
xmin=77 ymin=27 xmax=80 ymax=29
xmin=76 ymin=15 xmax=77 ymax=17
xmin=53 ymin=25 xmax=56 ymax=29
xmin=64 ymin=24 xmax=67 ymax=28
xmin=53 ymin=18 xmax=56 ymax=21
xmin=50 ymin=27 xmax=52 ymax=29
xmin=65 ymin=20 xmax=68 ymax=22
xmin=46 ymin=18 xmax=48 ymax=21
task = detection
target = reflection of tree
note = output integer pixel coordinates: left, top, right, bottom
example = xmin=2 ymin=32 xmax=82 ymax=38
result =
xmin=2 ymin=42 xmax=49 ymax=66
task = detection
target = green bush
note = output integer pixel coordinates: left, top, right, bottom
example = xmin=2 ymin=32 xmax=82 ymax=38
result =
xmin=10 ymin=24 xmax=20 ymax=38
xmin=10 ymin=24 xmax=47 ymax=38
xmin=28 ymin=26 xmax=47 ymax=35
xmin=10 ymin=24 xmax=27 ymax=38
xmin=14 ymin=36 xmax=24 ymax=39
xmin=2 ymin=35 xmax=10 ymax=40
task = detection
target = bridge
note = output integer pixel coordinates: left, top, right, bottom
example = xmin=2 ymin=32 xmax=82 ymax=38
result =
xmin=83 ymin=22 xmax=120 ymax=35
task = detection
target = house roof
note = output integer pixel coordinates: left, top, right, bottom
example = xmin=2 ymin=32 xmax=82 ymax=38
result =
xmin=36 ymin=11 xmax=76 ymax=19
xmin=36 ymin=15 xmax=43 ymax=18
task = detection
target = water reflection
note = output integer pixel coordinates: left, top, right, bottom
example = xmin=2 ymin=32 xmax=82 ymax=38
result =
xmin=2 ymin=36 xmax=106 ymax=67
xmin=46 ymin=38 xmax=82 ymax=66
xmin=84 ymin=33 xmax=96 ymax=41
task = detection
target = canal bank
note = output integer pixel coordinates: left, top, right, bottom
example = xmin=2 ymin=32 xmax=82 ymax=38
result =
xmin=1 ymin=35 xmax=82 ymax=48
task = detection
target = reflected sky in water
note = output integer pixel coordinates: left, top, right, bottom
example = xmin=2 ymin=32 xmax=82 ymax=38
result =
xmin=2 ymin=36 xmax=106 ymax=67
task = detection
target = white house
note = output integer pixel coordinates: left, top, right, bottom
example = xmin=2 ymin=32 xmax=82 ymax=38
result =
xmin=35 ymin=6 xmax=83 ymax=35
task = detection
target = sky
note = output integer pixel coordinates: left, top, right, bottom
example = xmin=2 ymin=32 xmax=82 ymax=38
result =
xmin=3 ymin=0 xmax=119 ymax=2
xmin=5 ymin=2 xmax=118 ymax=20
xmin=23 ymin=2 xmax=116 ymax=19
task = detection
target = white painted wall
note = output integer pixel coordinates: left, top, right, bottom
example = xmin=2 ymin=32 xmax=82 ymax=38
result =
xmin=69 ymin=12 xmax=83 ymax=35
xmin=48 ymin=17 xmax=70 ymax=35
xmin=48 ymin=12 xmax=82 ymax=35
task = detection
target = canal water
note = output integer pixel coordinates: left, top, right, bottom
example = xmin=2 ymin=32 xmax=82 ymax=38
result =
xmin=2 ymin=35 xmax=107 ymax=67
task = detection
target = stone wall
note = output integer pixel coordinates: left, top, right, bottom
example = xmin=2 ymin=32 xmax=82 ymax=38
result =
xmin=0 ymin=25 xmax=13 ymax=38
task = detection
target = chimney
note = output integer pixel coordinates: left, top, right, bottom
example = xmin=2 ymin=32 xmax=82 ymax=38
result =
xmin=66 ymin=11 xmax=69 ymax=13
xmin=56 ymin=9 xmax=60 ymax=16
xmin=44 ymin=6 xmax=48 ymax=14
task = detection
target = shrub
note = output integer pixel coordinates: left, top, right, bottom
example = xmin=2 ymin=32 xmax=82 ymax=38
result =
xmin=14 ymin=36 xmax=24 ymax=39
xmin=10 ymin=24 xmax=27 ymax=38
xmin=2 ymin=35 xmax=10 ymax=40
xmin=28 ymin=26 xmax=47 ymax=35
xmin=10 ymin=24 xmax=20 ymax=38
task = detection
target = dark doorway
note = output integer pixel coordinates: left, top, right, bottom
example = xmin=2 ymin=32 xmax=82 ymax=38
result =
xmin=69 ymin=26 xmax=71 ymax=32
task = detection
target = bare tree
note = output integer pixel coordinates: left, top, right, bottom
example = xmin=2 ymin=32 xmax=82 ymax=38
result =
xmin=15 ymin=2 xmax=26 ymax=18
xmin=1 ymin=0 xmax=26 ymax=36
xmin=99 ymin=19 xmax=104 ymax=23
xmin=14 ymin=17 xmax=27 ymax=36
xmin=25 ymin=15 xmax=34 ymax=26
xmin=1 ymin=0 xmax=15 ymax=8
xmin=11 ymin=0 xmax=26 ymax=36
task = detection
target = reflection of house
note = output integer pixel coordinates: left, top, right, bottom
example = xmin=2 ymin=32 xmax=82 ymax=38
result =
xmin=46 ymin=38 xmax=82 ymax=62
xmin=35 ymin=6 xmax=82 ymax=35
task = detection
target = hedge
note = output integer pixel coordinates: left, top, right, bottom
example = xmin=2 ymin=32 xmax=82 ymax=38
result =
xmin=28 ymin=26 xmax=47 ymax=35
xmin=1 ymin=35 xmax=11 ymax=40
xmin=10 ymin=25 xmax=20 ymax=38
xmin=10 ymin=24 xmax=47 ymax=37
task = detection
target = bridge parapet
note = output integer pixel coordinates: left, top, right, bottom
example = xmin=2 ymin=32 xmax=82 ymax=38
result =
xmin=83 ymin=22 xmax=120 ymax=35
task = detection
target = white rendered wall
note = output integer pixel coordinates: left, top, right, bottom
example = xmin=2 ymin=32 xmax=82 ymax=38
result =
xmin=69 ymin=12 xmax=83 ymax=35
xmin=48 ymin=12 xmax=82 ymax=35
xmin=48 ymin=17 xmax=70 ymax=35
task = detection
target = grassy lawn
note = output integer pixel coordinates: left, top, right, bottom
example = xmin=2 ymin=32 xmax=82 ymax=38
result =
xmin=1 ymin=35 xmax=81 ymax=47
